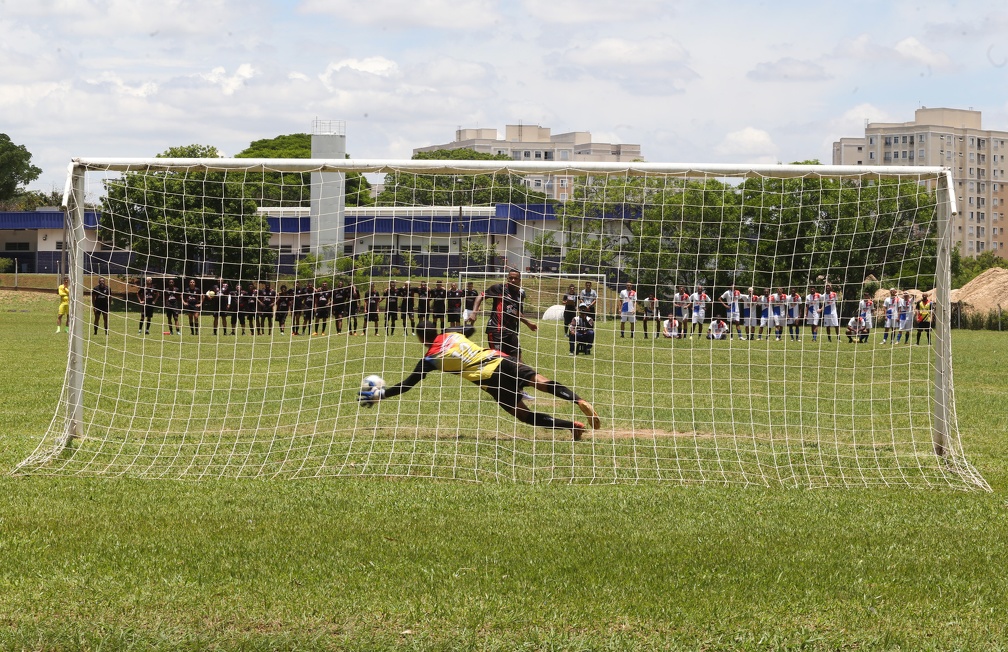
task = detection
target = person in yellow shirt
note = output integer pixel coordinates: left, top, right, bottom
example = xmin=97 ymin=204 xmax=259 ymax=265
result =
xmin=360 ymin=321 xmax=601 ymax=441
xmin=56 ymin=276 xmax=70 ymax=334
xmin=915 ymin=293 xmax=933 ymax=346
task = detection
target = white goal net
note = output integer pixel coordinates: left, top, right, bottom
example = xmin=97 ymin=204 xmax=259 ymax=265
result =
xmin=16 ymin=158 xmax=989 ymax=489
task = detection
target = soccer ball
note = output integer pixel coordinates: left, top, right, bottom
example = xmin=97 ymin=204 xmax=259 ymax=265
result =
xmin=361 ymin=374 xmax=385 ymax=392
xmin=206 ymin=290 xmax=216 ymax=299
xmin=360 ymin=374 xmax=385 ymax=406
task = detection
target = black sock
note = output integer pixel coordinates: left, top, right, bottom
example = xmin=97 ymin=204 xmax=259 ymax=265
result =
xmin=543 ymin=380 xmax=580 ymax=403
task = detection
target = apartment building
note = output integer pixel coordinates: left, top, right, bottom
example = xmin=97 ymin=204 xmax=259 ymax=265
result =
xmin=832 ymin=107 xmax=1008 ymax=257
xmin=414 ymin=124 xmax=643 ymax=201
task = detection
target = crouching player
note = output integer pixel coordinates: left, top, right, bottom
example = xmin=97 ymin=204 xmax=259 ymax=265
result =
xmin=846 ymin=315 xmax=869 ymax=343
xmin=707 ymin=318 xmax=729 ymax=340
xmin=359 ymin=321 xmax=601 ymax=441
xmin=662 ymin=316 xmax=682 ymax=339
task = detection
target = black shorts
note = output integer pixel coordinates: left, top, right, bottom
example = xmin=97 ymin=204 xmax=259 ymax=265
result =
xmin=315 ymin=308 xmax=331 ymax=320
xmin=366 ymin=311 xmax=379 ymax=322
xmin=481 ymin=358 xmax=537 ymax=409
xmin=487 ymin=330 xmax=520 ymax=359
xmin=93 ymin=303 xmax=109 ymax=314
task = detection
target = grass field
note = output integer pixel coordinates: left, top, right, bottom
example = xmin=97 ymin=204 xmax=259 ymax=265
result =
xmin=2 ymin=289 xmax=1008 ymax=650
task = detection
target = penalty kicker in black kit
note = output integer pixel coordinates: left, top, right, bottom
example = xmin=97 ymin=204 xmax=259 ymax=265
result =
xmin=358 ymin=321 xmax=602 ymax=440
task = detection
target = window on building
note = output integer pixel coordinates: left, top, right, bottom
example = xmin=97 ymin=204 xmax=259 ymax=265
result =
xmin=919 ymin=149 xmax=925 ymax=159
xmin=302 ymin=245 xmax=311 ymax=254
xmin=55 ymin=241 xmax=64 ymax=250
xmin=902 ymin=150 xmax=908 ymax=159
xmin=524 ymin=150 xmax=530 ymax=159
xmin=559 ymin=178 xmax=568 ymax=187
xmin=559 ymin=193 xmax=567 ymax=201
xmin=977 ymin=241 xmax=986 ymax=252
xmin=885 ymin=136 xmax=892 ymax=146
xmin=857 ymin=146 xmax=863 ymax=152
xmin=370 ymin=244 xmax=393 ymax=253
xmin=857 ymin=160 xmax=862 ymax=165
xmin=4 ymin=242 xmax=29 ymax=251
xmin=544 ymin=151 xmax=553 ymax=160
xmin=279 ymin=244 xmax=293 ymax=254
xmin=869 ymin=151 xmax=875 ymax=160
xmin=429 ymin=245 xmax=449 ymax=254
xmin=560 ymin=150 xmax=569 ymax=160
xmin=534 ymin=151 xmax=542 ymax=159
xmin=902 ymin=135 xmax=908 ymax=144
xmin=341 ymin=245 xmax=353 ymax=255
xmin=534 ymin=179 xmax=542 ymax=187
xmin=869 ymin=136 xmax=875 ymax=145
xmin=970 ymin=137 xmax=976 ymax=147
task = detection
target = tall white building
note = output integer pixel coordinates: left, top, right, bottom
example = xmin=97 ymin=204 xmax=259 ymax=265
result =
xmin=833 ymin=107 xmax=1008 ymax=257
xmin=414 ymin=124 xmax=643 ymax=201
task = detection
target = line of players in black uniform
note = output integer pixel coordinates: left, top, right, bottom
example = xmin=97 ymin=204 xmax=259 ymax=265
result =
xmin=130 ymin=276 xmax=483 ymax=337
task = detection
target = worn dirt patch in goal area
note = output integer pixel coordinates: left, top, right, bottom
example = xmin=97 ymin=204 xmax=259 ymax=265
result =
xmin=950 ymin=267 xmax=1008 ymax=313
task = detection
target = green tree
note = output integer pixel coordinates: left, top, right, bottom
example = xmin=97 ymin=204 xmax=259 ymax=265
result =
xmin=234 ymin=134 xmax=374 ymax=207
xmin=523 ymin=231 xmax=560 ymax=263
xmin=353 ymin=251 xmax=387 ymax=278
xmin=376 ymin=149 xmax=547 ymax=206
xmin=0 ymin=134 xmax=42 ymax=202
xmin=952 ymin=249 xmax=1006 ymax=288
xmin=461 ymin=238 xmax=498 ymax=266
xmin=101 ymin=144 xmax=276 ymax=280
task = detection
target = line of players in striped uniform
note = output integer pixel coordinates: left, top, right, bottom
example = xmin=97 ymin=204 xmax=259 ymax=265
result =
xmin=658 ymin=284 xmax=932 ymax=344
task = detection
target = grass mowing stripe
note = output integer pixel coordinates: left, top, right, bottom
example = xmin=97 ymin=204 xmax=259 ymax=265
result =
xmin=1 ymin=292 xmax=1006 ymax=649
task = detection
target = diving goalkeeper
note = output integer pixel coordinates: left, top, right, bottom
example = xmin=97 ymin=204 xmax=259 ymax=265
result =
xmin=359 ymin=321 xmax=601 ymax=440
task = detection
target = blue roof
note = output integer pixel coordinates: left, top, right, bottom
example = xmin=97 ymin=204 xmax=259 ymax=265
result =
xmin=266 ymin=216 xmax=311 ymax=233
xmin=0 ymin=211 xmax=100 ymax=230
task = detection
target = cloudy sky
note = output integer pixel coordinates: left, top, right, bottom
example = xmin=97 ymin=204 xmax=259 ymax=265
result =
xmin=4 ymin=0 xmax=1008 ymax=192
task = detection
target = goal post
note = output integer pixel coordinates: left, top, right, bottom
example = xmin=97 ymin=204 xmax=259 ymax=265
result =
xmin=14 ymin=157 xmax=989 ymax=490
xmin=457 ymin=271 xmax=609 ymax=321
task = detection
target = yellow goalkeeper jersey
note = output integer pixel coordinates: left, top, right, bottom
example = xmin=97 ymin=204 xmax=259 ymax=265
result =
xmin=424 ymin=332 xmax=505 ymax=383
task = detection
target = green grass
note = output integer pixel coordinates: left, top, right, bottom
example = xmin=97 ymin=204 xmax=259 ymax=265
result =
xmin=2 ymin=290 xmax=1008 ymax=650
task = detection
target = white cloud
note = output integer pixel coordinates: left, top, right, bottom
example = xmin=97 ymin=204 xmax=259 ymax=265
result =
xmin=715 ymin=127 xmax=778 ymax=162
xmin=747 ymin=57 xmax=831 ymax=82
xmin=893 ymin=37 xmax=952 ymax=69
xmin=564 ymin=37 xmax=688 ymax=68
xmin=519 ymin=0 xmax=664 ymax=24
xmin=198 ymin=64 xmax=257 ymax=95
xmin=298 ymin=0 xmax=499 ymax=29
xmin=318 ymin=57 xmax=400 ymax=92
xmin=86 ymin=72 xmax=159 ymax=98
xmin=557 ymin=37 xmax=695 ymax=94
xmin=837 ymin=33 xmax=954 ymax=72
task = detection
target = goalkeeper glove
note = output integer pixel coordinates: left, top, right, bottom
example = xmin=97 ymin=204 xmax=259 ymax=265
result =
xmin=358 ymin=387 xmax=385 ymax=407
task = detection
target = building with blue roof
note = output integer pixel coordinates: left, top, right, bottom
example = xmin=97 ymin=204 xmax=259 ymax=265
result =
xmin=1 ymin=203 xmax=595 ymax=276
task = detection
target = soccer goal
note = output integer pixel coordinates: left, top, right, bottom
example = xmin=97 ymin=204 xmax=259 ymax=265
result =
xmin=457 ymin=271 xmax=608 ymax=322
xmin=16 ymin=157 xmax=988 ymax=490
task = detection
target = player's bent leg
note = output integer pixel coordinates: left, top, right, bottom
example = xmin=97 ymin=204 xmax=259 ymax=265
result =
xmin=530 ymin=373 xmax=601 ymax=430
xmin=506 ymin=401 xmax=585 ymax=441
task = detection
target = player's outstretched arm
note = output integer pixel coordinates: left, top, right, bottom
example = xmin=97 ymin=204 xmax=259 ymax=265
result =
xmin=359 ymin=359 xmax=432 ymax=405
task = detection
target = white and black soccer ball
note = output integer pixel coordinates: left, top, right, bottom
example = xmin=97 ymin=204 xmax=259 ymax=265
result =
xmin=359 ymin=374 xmax=386 ymax=406
xmin=205 ymin=290 xmax=216 ymax=299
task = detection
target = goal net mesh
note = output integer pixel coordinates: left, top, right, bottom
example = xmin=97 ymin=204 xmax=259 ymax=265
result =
xmin=17 ymin=159 xmax=988 ymax=489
